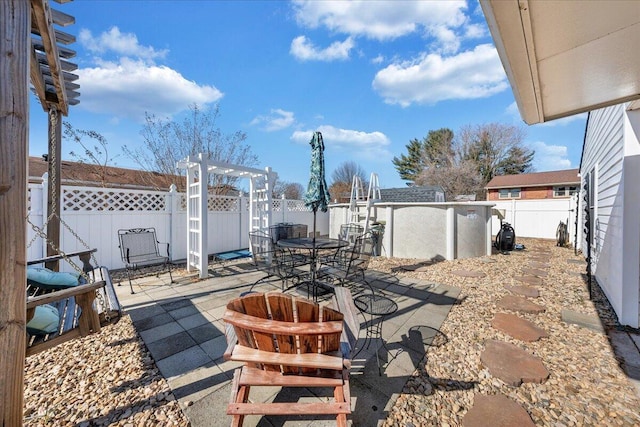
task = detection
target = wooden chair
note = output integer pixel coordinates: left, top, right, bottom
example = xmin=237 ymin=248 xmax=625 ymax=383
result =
xmin=223 ymin=291 xmax=356 ymax=427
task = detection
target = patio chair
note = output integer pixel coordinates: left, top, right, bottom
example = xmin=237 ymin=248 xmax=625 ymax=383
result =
xmin=318 ymin=231 xmax=375 ymax=295
xmin=117 ymin=228 xmax=173 ymax=294
xmin=223 ymin=292 xmax=353 ymax=427
xmin=323 ymin=223 xmax=364 ymax=265
xmin=248 ymin=230 xmax=310 ymax=291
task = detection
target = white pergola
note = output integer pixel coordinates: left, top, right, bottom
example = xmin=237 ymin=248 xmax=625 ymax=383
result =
xmin=177 ymin=153 xmax=277 ymax=278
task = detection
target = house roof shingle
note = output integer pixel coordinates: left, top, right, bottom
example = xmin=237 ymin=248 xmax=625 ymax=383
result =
xmin=379 ymin=186 xmax=444 ymax=203
xmin=29 ymin=156 xmax=184 ymax=190
xmin=485 ymin=169 xmax=579 ymax=189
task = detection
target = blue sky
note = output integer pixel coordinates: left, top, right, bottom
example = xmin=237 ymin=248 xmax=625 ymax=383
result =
xmin=29 ymin=0 xmax=587 ymax=190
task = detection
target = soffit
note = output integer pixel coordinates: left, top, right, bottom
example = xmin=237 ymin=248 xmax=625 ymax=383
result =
xmin=481 ymin=0 xmax=640 ymax=124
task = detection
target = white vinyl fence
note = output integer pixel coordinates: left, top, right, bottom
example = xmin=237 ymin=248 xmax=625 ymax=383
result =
xmin=27 ymin=180 xmax=328 ymax=272
xmin=490 ymin=196 xmax=581 ymax=245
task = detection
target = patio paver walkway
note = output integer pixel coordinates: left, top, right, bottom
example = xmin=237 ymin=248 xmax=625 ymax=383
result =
xmin=113 ymin=262 xmax=461 ymax=427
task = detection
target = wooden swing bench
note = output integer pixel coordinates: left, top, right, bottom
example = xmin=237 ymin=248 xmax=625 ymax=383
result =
xmin=223 ymin=288 xmax=360 ymax=427
xmin=26 ymin=249 xmax=122 ymax=357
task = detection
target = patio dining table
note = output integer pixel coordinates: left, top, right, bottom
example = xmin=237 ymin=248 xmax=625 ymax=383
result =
xmin=276 ymin=237 xmax=349 ymax=300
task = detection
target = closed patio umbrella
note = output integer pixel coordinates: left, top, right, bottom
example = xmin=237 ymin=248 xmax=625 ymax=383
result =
xmin=303 ymin=131 xmax=331 ymax=243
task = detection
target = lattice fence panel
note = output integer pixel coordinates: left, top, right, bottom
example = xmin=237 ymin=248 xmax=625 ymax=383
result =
xmin=179 ymin=194 xmax=187 ymax=211
xmin=272 ymin=199 xmax=283 ymax=212
xmin=63 ymin=188 xmax=166 ymax=211
xmin=287 ymin=200 xmax=309 ymax=212
xmin=27 ymin=187 xmax=32 ymax=212
xmin=208 ymin=195 xmax=239 ymax=212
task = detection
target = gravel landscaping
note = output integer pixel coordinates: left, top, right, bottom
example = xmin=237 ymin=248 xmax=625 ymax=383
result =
xmin=24 ymin=238 xmax=640 ymax=426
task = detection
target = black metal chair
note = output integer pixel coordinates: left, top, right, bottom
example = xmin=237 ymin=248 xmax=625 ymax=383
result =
xmin=248 ymin=230 xmax=310 ymax=291
xmin=117 ymin=228 xmax=172 ymax=293
xmin=318 ymin=231 xmax=375 ymax=295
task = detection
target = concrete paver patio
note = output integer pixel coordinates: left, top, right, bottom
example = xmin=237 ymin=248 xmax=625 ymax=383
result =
xmin=113 ymin=262 xmax=461 ymax=427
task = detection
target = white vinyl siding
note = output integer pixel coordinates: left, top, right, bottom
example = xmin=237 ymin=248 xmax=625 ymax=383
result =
xmin=580 ymin=103 xmax=640 ymax=327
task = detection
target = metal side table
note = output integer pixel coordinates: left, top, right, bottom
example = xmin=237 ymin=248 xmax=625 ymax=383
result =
xmin=354 ymin=293 xmax=398 ymax=375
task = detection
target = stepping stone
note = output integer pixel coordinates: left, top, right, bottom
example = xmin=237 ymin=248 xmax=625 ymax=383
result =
xmin=567 ymin=259 xmax=584 ymax=264
xmin=452 ymin=269 xmax=486 ymax=278
xmin=529 ymin=262 xmax=549 ymax=269
xmin=529 ymin=256 xmax=551 ymax=263
xmin=504 ymin=285 xmax=540 ymax=298
xmin=514 ymin=275 xmax=543 ymax=286
xmin=497 ymin=295 xmax=545 ymax=314
xmin=463 ymin=394 xmax=535 ymax=427
xmin=492 ymin=313 xmax=548 ymax=341
xmin=521 ymin=268 xmax=547 ymax=278
xmin=481 ymin=340 xmax=549 ymax=386
xmin=561 ymin=309 xmax=605 ymax=334
xmin=480 ymin=257 xmax=497 ymax=263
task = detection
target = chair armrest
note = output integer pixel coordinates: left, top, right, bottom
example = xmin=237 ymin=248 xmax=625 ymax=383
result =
xmin=27 ymin=249 xmax=98 ymax=272
xmin=26 ymin=280 xmax=106 ymax=310
xmin=228 ymin=345 xmax=345 ymax=371
xmin=224 ymin=323 xmax=238 ymax=361
xmin=158 ymin=241 xmax=171 ymax=258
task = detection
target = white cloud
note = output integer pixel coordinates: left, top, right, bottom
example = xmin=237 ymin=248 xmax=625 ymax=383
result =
xmin=291 ymin=125 xmax=391 ymax=158
xmin=250 ymin=109 xmax=295 ymax=131
xmin=372 ymin=44 xmax=508 ymax=106
xmin=530 ymin=141 xmax=573 ymax=171
xmin=371 ymin=54 xmax=385 ymax=65
xmin=292 ymin=0 xmax=467 ymax=44
xmin=290 ymin=36 xmax=355 ymax=61
xmin=77 ymin=58 xmax=223 ymax=121
xmin=79 ymin=27 xmax=167 ymax=62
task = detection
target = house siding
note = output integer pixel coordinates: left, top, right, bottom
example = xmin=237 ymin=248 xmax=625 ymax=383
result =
xmin=581 ymin=103 xmax=640 ymax=327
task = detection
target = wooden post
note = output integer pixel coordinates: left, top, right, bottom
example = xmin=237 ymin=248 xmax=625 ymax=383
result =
xmin=45 ymin=107 xmax=62 ymax=271
xmin=0 ymin=0 xmax=29 ymax=424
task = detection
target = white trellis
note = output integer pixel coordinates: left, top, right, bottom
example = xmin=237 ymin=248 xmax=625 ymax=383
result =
xmin=177 ymin=154 xmax=277 ymax=278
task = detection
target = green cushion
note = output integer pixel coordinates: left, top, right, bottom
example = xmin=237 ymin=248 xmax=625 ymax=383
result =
xmin=27 ymin=266 xmax=80 ymax=290
xmin=27 ymin=304 xmax=60 ymax=335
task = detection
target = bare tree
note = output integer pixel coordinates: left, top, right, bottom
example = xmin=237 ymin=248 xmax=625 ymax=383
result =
xmin=416 ymin=157 xmax=483 ymax=200
xmin=273 ymin=180 xmax=304 ymax=199
xmin=329 ymin=161 xmax=368 ymax=203
xmin=331 ymin=161 xmax=368 ymax=187
xmin=459 ymin=122 xmax=534 ymax=185
xmin=64 ymin=122 xmax=119 ymax=187
xmin=124 ymin=104 xmax=258 ymax=193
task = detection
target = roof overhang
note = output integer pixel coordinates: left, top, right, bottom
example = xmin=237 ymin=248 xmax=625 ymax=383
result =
xmin=480 ymin=0 xmax=640 ymax=124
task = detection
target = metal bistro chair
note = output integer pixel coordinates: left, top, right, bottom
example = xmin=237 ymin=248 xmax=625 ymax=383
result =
xmin=318 ymin=231 xmax=375 ymax=296
xmin=248 ymin=230 xmax=310 ymax=292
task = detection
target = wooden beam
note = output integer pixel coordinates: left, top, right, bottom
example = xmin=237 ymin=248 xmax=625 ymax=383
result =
xmin=31 ymin=0 xmax=68 ymax=115
xmin=30 ymin=44 xmax=48 ymax=112
xmin=32 ymin=36 xmax=76 ymax=58
xmin=50 ymin=7 xmax=73 ymax=26
xmin=36 ymin=51 xmax=77 ymax=71
xmin=31 ymin=24 xmax=75 ymax=45
xmin=0 ymin=1 xmax=29 ymax=425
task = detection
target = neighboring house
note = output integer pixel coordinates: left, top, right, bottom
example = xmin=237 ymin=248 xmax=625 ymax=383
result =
xmin=579 ymin=101 xmax=640 ymax=328
xmin=29 ymin=156 xmax=238 ymax=195
xmin=379 ymin=186 xmax=445 ymax=203
xmin=485 ymin=169 xmax=580 ymax=201
xmin=29 ymin=156 xmax=183 ymax=190
xmin=485 ymin=170 xmax=581 ymax=244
